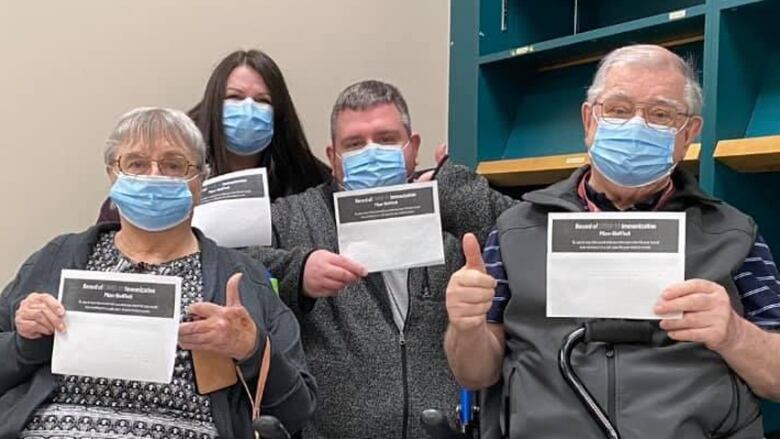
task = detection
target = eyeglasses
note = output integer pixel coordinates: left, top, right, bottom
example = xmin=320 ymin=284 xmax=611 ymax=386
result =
xmin=593 ymin=97 xmax=691 ymax=131
xmin=113 ymin=154 xmax=201 ymax=179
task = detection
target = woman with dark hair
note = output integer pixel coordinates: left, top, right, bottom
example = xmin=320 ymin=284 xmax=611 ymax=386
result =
xmin=188 ymin=49 xmax=331 ymax=197
xmin=98 ymin=49 xmax=330 ymax=222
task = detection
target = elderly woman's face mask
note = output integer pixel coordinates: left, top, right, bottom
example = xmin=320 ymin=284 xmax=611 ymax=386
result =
xmin=109 ymin=173 xmax=194 ymax=232
xmin=108 ymin=153 xmax=200 ymax=232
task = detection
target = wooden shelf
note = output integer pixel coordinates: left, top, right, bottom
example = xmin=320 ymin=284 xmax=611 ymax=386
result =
xmin=714 ymin=136 xmax=780 ymax=172
xmin=478 ymin=144 xmax=701 ymax=187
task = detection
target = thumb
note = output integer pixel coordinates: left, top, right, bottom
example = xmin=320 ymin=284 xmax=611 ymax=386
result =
xmin=462 ymin=233 xmax=486 ymax=273
xmin=225 ymin=273 xmax=243 ymax=307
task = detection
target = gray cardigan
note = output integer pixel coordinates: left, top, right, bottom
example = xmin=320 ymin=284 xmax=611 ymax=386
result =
xmin=249 ymin=181 xmax=464 ymax=439
xmin=0 ymin=223 xmax=317 ymax=439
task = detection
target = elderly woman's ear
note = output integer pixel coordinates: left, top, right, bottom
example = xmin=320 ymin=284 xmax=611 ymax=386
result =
xmin=105 ymin=165 xmax=117 ymax=183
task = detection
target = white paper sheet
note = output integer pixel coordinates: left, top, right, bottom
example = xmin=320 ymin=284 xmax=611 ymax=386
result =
xmin=192 ymin=168 xmax=272 ymax=247
xmin=52 ymin=269 xmax=182 ymax=383
xmin=335 ymin=181 xmax=445 ymax=273
xmin=546 ymin=212 xmax=685 ymax=320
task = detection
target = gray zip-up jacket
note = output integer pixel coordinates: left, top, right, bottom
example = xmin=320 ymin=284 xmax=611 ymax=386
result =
xmin=493 ymin=167 xmax=763 ymax=438
xmin=434 ymin=161 xmax=768 ymax=438
xmin=249 ymin=181 xmax=462 ymax=439
xmin=0 ymin=223 xmax=317 ymax=439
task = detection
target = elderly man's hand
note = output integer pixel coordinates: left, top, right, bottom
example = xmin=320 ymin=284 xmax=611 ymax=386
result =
xmin=446 ymin=233 xmax=497 ymax=333
xmin=179 ymin=273 xmax=257 ymax=361
xmin=655 ymin=279 xmax=742 ymax=352
xmin=15 ymin=292 xmax=66 ymax=340
xmin=302 ymin=250 xmax=367 ymax=298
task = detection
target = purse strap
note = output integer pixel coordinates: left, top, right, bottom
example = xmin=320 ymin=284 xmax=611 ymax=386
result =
xmin=252 ymin=336 xmax=272 ymax=420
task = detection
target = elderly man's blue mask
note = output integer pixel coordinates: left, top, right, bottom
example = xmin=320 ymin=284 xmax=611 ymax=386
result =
xmin=109 ymin=174 xmax=193 ymax=231
xmin=589 ymin=116 xmax=677 ymax=188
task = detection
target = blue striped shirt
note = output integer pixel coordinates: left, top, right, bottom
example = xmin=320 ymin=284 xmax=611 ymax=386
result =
xmin=485 ymin=230 xmax=780 ymax=328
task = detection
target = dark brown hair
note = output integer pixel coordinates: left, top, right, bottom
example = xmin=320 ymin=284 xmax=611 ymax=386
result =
xmin=189 ymin=49 xmax=329 ymax=199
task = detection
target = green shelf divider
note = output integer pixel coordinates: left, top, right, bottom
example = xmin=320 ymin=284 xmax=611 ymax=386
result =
xmin=478 ymin=4 xmax=706 ymax=66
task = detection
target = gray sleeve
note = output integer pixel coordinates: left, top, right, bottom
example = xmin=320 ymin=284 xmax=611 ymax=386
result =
xmin=243 ymin=192 xmax=319 ymax=316
xmin=436 ymin=160 xmax=519 ymax=244
xmin=258 ymin=304 xmax=318 ymax=433
xmin=0 ymin=247 xmax=56 ymax=394
xmin=233 ymin=269 xmax=317 ymax=435
xmin=244 ymin=246 xmax=316 ymax=316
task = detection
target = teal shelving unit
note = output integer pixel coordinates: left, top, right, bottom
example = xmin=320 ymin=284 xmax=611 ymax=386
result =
xmin=449 ymin=0 xmax=780 ymax=433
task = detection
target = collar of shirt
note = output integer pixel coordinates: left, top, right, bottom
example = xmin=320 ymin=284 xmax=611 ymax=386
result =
xmin=577 ymin=170 xmax=675 ymax=212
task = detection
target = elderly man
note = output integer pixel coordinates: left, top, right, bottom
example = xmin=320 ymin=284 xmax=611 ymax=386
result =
xmin=252 ymin=80 xmax=461 ymax=439
xmin=444 ymin=45 xmax=780 ymax=438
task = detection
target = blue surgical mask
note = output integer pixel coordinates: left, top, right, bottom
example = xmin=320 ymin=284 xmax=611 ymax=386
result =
xmin=589 ymin=117 xmax=678 ymax=188
xmin=109 ymin=173 xmax=193 ymax=232
xmin=341 ymin=143 xmax=409 ymax=190
xmin=223 ymin=98 xmax=274 ymax=156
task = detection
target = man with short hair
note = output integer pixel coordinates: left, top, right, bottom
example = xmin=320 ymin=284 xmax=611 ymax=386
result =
xmin=252 ymin=80 xmax=461 ymax=439
xmin=444 ymin=45 xmax=780 ymax=438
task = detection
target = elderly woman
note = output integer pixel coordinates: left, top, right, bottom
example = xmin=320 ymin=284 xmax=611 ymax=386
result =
xmin=0 ymin=108 xmax=316 ymax=438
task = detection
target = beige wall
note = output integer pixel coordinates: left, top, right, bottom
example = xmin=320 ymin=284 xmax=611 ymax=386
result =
xmin=0 ymin=0 xmax=450 ymax=284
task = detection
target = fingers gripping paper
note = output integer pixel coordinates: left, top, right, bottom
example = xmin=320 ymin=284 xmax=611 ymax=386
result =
xmin=546 ymin=212 xmax=686 ymax=320
xmin=52 ymin=270 xmax=181 ymax=383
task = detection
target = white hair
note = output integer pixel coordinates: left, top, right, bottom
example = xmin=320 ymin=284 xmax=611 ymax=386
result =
xmin=104 ymin=107 xmax=209 ymax=172
xmin=586 ymin=44 xmax=703 ymax=115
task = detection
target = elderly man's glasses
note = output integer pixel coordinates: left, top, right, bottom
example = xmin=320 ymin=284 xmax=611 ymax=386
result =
xmin=113 ymin=154 xmax=200 ymax=179
xmin=594 ymin=97 xmax=691 ymax=131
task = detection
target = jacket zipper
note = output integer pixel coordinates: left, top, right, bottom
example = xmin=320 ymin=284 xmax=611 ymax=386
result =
xmin=606 ymin=344 xmax=617 ymax=429
xmin=399 ymin=331 xmax=409 ymax=439
xmin=398 ymin=271 xmax=415 ymax=439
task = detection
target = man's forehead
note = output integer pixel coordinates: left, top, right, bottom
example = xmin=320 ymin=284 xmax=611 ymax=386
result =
xmin=335 ymin=104 xmax=405 ymax=137
xmin=601 ymin=64 xmax=687 ymax=103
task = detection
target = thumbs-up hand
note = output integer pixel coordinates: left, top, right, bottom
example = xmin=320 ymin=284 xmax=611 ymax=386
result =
xmin=179 ymin=273 xmax=258 ymax=361
xmin=446 ymin=233 xmax=497 ymax=333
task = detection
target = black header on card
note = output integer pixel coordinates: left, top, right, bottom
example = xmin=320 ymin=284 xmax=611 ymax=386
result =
xmin=200 ymin=173 xmax=265 ymax=204
xmin=61 ymin=278 xmax=176 ymax=318
xmin=551 ymin=218 xmax=679 ymax=253
xmin=338 ymin=186 xmax=435 ymax=224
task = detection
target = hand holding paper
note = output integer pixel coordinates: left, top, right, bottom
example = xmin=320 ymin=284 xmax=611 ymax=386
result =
xmin=656 ymin=279 xmax=741 ymax=352
xmin=546 ymin=212 xmax=686 ymax=319
xmin=52 ymin=269 xmax=181 ymax=383
xmin=180 ymin=273 xmax=258 ymax=360
xmin=302 ymin=250 xmax=368 ymax=298
xmin=15 ymin=292 xmax=66 ymax=339
xmin=335 ymin=181 xmax=445 ymax=272
xmin=446 ymin=233 xmax=497 ymax=333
